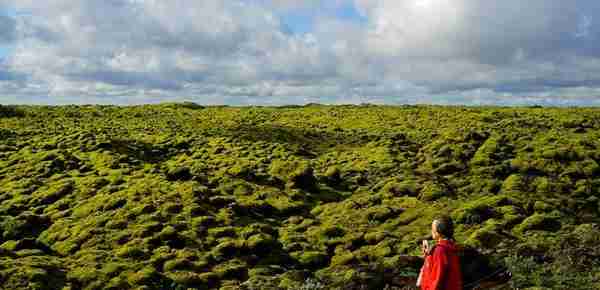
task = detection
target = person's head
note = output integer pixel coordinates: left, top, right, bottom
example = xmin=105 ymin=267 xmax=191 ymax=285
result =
xmin=431 ymin=216 xmax=454 ymax=241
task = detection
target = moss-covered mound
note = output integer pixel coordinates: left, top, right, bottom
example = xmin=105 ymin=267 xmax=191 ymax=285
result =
xmin=0 ymin=104 xmax=599 ymax=289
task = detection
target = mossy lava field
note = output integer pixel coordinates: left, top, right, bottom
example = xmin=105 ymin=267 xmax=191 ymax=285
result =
xmin=0 ymin=104 xmax=599 ymax=289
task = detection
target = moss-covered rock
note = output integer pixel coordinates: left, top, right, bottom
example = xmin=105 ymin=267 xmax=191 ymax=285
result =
xmin=513 ymin=212 xmax=562 ymax=234
xmin=418 ymin=181 xmax=449 ymax=201
xmin=166 ymin=166 xmax=192 ymax=181
xmin=127 ymin=267 xmax=164 ymax=286
xmin=379 ymin=178 xmax=418 ymax=198
xmin=167 ymin=271 xmax=210 ymax=288
xmin=115 ymin=243 xmax=148 ymax=259
xmin=211 ymin=239 xmax=244 ymax=262
xmin=0 ymin=213 xmax=51 ymax=241
xmin=269 ymin=159 xmax=318 ymax=191
xmin=245 ymin=233 xmax=277 ymax=253
xmin=465 ymin=220 xmax=505 ymax=249
xmin=292 ymin=251 xmax=329 ymax=268
xmin=323 ymin=166 xmax=342 ymax=186
xmin=453 ymin=195 xmax=513 ymax=225
xmin=213 ymin=258 xmax=248 ymax=281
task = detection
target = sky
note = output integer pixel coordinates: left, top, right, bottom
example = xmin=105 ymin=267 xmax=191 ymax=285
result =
xmin=0 ymin=0 xmax=599 ymax=106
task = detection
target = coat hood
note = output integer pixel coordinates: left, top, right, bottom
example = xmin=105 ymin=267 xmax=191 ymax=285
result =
xmin=436 ymin=239 xmax=461 ymax=253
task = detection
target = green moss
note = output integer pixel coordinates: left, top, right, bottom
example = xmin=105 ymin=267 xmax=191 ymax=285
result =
xmin=245 ymin=233 xmax=276 ymax=252
xmin=278 ymin=270 xmax=309 ymax=289
xmin=0 ymin=240 xmax=19 ymax=251
xmin=240 ymin=273 xmax=282 ymax=290
xmin=418 ymin=181 xmax=448 ymax=201
xmin=211 ymin=239 xmax=244 ymax=262
xmin=1 ymin=105 xmax=599 ymax=289
xmin=166 ymin=166 xmax=192 ymax=181
xmin=115 ymin=244 xmax=148 ymax=259
xmin=127 ymin=267 xmax=162 ymax=286
xmin=105 ymin=276 xmax=130 ymax=289
xmin=191 ymin=216 xmax=217 ymax=229
xmin=323 ymin=166 xmax=341 ymax=183
xmin=513 ymin=212 xmax=562 ymax=235
xmin=269 ymin=159 xmax=317 ymax=191
xmin=379 ymin=178 xmax=418 ymax=197
xmin=131 ymin=222 xmax=162 ymax=238
xmin=101 ymin=262 xmax=127 ymax=278
xmin=501 ymin=174 xmax=527 ymax=194
xmin=163 ymin=258 xmax=193 ymax=272
xmin=213 ymin=259 xmax=248 ymax=280
xmin=363 ymin=232 xmax=385 ymax=245
xmin=227 ymin=161 xmax=257 ymax=180
xmin=292 ymin=251 xmax=328 ymax=268
xmin=452 ymin=195 xmax=513 ymax=225
xmin=465 ymin=220 xmax=504 ymax=249
xmin=208 ymin=226 xmax=237 ymax=239
xmin=330 ymin=252 xmax=357 ymax=266
xmin=166 ymin=271 xmax=207 ymax=288
xmin=495 ymin=205 xmax=526 ymax=228
xmin=533 ymin=201 xmax=553 ymax=213
xmin=67 ymin=266 xmax=103 ymax=286
xmin=382 ymin=255 xmax=421 ymax=271
xmin=0 ymin=214 xmax=51 ymax=240
xmin=371 ymin=244 xmax=393 ymax=258
xmin=571 ymin=224 xmax=600 ymax=245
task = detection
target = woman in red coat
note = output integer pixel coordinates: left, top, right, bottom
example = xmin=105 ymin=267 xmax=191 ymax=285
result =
xmin=417 ymin=216 xmax=463 ymax=290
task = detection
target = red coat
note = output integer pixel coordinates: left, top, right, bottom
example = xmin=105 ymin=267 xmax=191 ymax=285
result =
xmin=420 ymin=239 xmax=463 ymax=290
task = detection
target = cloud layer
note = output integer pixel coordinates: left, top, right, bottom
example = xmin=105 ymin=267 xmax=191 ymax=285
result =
xmin=0 ymin=0 xmax=599 ymax=105
xmin=0 ymin=13 xmax=15 ymax=43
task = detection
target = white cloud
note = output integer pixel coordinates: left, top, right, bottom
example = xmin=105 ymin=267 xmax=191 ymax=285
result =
xmin=0 ymin=0 xmax=599 ymax=105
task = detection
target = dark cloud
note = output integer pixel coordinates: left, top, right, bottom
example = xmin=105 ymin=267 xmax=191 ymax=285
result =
xmin=461 ymin=1 xmax=600 ymax=64
xmin=67 ymin=70 xmax=183 ymax=91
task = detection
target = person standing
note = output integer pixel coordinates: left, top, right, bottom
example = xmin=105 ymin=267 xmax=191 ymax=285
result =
xmin=417 ymin=216 xmax=463 ymax=290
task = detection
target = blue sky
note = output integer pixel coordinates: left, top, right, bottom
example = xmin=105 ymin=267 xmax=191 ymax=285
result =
xmin=0 ymin=7 xmax=15 ymax=60
xmin=279 ymin=1 xmax=366 ymax=35
xmin=0 ymin=0 xmax=600 ymax=106
xmin=0 ymin=46 xmax=10 ymax=59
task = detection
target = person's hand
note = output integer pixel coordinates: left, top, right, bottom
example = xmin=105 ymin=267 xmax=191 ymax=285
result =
xmin=421 ymin=240 xmax=429 ymax=257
